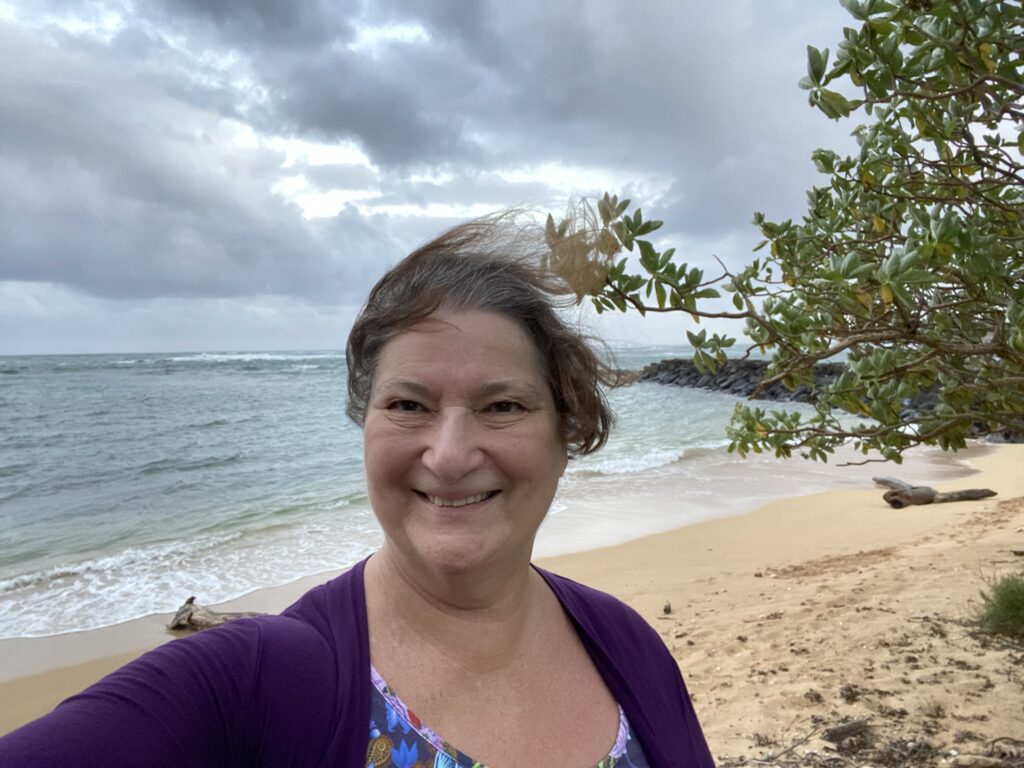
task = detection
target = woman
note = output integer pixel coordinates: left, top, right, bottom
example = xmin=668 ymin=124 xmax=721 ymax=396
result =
xmin=0 ymin=217 xmax=713 ymax=767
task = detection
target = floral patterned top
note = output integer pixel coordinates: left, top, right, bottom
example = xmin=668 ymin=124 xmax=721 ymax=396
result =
xmin=365 ymin=664 xmax=649 ymax=768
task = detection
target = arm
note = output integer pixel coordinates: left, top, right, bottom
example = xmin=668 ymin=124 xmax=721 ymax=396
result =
xmin=0 ymin=616 xmax=337 ymax=767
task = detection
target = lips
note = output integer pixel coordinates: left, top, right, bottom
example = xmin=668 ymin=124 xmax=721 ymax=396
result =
xmin=418 ymin=490 xmax=499 ymax=507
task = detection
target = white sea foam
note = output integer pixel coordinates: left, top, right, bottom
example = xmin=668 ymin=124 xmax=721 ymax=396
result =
xmin=570 ymin=447 xmax=688 ymax=476
xmin=167 ymin=352 xmax=342 ymax=363
xmin=568 ymin=440 xmax=728 ymax=477
xmin=0 ymin=503 xmax=379 ymax=638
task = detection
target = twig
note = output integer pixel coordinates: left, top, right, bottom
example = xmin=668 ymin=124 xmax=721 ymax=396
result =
xmin=758 ymin=726 xmax=822 ymax=763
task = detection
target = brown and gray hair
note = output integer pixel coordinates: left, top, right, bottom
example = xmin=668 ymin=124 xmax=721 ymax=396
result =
xmin=345 ymin=213 xmax=616 ymax=457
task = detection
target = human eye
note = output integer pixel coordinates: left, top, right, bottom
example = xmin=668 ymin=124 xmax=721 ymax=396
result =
xmin=388 ymin=400 xmax=425 ymax=413
xmin=486 ymin=400 xmax=524 ymax=414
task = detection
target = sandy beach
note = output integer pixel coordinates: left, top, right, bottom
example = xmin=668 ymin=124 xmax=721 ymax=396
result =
xmin=2 ymin=444 xmax=1022 ymax=765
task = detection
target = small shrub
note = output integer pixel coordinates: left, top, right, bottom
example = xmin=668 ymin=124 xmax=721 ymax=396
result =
xmin=978 ymin=573 xmax=1024 ymax=640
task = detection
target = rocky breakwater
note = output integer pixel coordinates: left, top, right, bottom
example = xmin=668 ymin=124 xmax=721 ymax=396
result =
xmin=637 ymin=359 xmax=844 ymax=403
xmin=639 ymin=359 xmax=1023 ymax=443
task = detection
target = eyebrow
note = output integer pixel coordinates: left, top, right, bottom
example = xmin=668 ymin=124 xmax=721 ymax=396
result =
xmin=375 ymin=379 xmax=432 ymax=397
xmin=477 ymin=381 xmax=546 ymax=400
xmin=375 ymin=379 xmax=546 ymax=400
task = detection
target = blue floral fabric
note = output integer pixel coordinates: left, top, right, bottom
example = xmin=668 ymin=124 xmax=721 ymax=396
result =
xmin=365 ymin=664 xmax=649 ymax=768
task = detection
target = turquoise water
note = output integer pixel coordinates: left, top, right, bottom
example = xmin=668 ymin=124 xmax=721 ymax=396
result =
xmin=2 ymin=346 xmax=759 ymax=637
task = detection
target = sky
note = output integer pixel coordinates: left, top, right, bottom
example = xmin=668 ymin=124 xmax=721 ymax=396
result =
xmin=0 ymin=1 xmax=863 ymax=355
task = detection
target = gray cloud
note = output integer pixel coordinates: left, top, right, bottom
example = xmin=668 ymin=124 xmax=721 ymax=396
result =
xmin=140 ymin=0 xmax=352 ymax=50
xmin=1 ymin=1 xmax=863 ymax=352
xmin=0 ymin=24 xmax=402 ymax=302
xmin=128 ymin=0 xmax=854 ymax=178
xmin=302 ymin=163 xmax=380 ymax=192
xmin=369 ymin=172 xmax=555 ymax=209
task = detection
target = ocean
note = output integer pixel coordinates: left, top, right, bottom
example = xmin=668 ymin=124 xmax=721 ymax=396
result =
xmin=0 ymin=348 xmax=959 ymax=638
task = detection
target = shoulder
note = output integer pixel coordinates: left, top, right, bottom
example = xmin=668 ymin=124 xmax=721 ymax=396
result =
xmin=120 ymin=609 xmax=337 ymax=692
xmin=535 ymin=568 xmax=665 ymax=653
xmin=128 ymin=613 xmax=340 ymax=724
xmin=281 ymin=560 xmax=366 ymax=636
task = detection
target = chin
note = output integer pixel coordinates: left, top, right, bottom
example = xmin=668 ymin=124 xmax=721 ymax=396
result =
xmin=410 ymin=537 xmax=527 ymax=577
xmin=425 ymin=546 xmax=497 ymax=575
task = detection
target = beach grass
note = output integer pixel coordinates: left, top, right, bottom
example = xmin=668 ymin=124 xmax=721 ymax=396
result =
xmin=978 ymin=572 xmax=1024 ymax=641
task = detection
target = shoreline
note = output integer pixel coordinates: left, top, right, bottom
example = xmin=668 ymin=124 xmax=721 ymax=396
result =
xmin=0 ymin=408 xmax=981 ymax=641
xmin=3 ymin=443 xmax=1021 ymax=759
xmin=0 ymin=441 xmax=981 ymax=676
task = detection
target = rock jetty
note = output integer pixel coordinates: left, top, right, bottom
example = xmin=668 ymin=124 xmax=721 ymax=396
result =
xmin=637 ymin=359 xmax=844 ymax=402
xmin=638 ymin=358 xmax=1023 ymax=443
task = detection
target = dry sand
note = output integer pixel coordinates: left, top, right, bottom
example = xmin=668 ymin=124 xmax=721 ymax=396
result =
xmin=543 ymin=443 xmax=1024 ymax=766
xmin=2 ymin=444 xmax=1022 ymax=766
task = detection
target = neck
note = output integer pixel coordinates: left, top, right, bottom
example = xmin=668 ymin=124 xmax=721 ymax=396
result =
xmin=365 ymin=547 xmax=547 ymax=672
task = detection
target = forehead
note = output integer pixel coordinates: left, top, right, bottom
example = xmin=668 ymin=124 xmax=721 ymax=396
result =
xmin=373 ymin=310 xmax=549 ymax=390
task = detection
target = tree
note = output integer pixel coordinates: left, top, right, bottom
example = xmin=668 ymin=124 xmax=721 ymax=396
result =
xmin=545 ymin=0 xmax=1023 ymax=463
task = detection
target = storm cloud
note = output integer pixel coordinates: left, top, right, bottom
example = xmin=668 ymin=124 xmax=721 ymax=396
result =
xmin=0 ymin=1 xmax=859 ymax=352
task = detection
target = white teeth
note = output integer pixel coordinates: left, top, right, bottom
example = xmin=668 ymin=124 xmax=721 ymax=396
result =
xmin=426 ymin=492 xmax=492 ymax=507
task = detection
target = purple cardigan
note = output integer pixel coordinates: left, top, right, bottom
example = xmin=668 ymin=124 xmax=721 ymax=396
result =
xmin=0 ymin=560 xmax=714 ymax=767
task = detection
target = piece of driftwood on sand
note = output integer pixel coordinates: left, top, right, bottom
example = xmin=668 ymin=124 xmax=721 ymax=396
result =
xmin=872 ymin=477 xmax=997 ymax=509
xmin=167 ymin=596 xmax=265 ymax=632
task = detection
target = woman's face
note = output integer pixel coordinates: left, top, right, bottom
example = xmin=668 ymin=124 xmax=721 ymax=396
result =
xmin=363 ymin=309 xmax=568 ymax=577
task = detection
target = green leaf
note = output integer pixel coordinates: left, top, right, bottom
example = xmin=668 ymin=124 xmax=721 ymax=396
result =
xmin=637 ymin=240 xmax=657 ymax=272
xmin=807 ymin=45 xmax=827 ymax=85
xmin=815 ymin=88 xmax=855 ymax=119
xmin=812 ymin=149 xmax=838 ymax=173
xmin=839 ymin=0 xmax=867 ymax=21
xmin=658 ymin=247 xmax=676 ymax=270
xmin=637 ymin=220 xmax=663 ymax=236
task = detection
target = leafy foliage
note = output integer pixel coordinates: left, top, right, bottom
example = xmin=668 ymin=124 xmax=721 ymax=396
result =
xmin=978 ymin=573 xmax=1024 ymax=640
xmin=545 ymin=0 xmax=1023 ymax=462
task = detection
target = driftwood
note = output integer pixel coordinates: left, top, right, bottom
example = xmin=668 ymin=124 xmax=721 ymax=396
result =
xmin=167 ymin=596 xmax=265 ymax=632
xmin=872 ymin=476 xmax=997 ymax=509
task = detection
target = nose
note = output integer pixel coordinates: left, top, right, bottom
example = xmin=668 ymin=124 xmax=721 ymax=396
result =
xmin=421 ymin=407 xmax=485 ymax=483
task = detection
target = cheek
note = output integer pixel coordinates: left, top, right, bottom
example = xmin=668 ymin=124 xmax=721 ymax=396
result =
xmin=513 ymin=428 xmax=568 ymax=480
xmin=363 ymin=426 xmax=410 ymax=488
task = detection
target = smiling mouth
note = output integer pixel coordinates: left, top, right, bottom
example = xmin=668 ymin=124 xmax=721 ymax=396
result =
xmin=417 ymin=491 xmax=499 ymax=507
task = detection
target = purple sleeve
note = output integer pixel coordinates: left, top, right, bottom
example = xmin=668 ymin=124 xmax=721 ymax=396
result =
xmin=0 ymin=616 xmax=339 ymax=767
